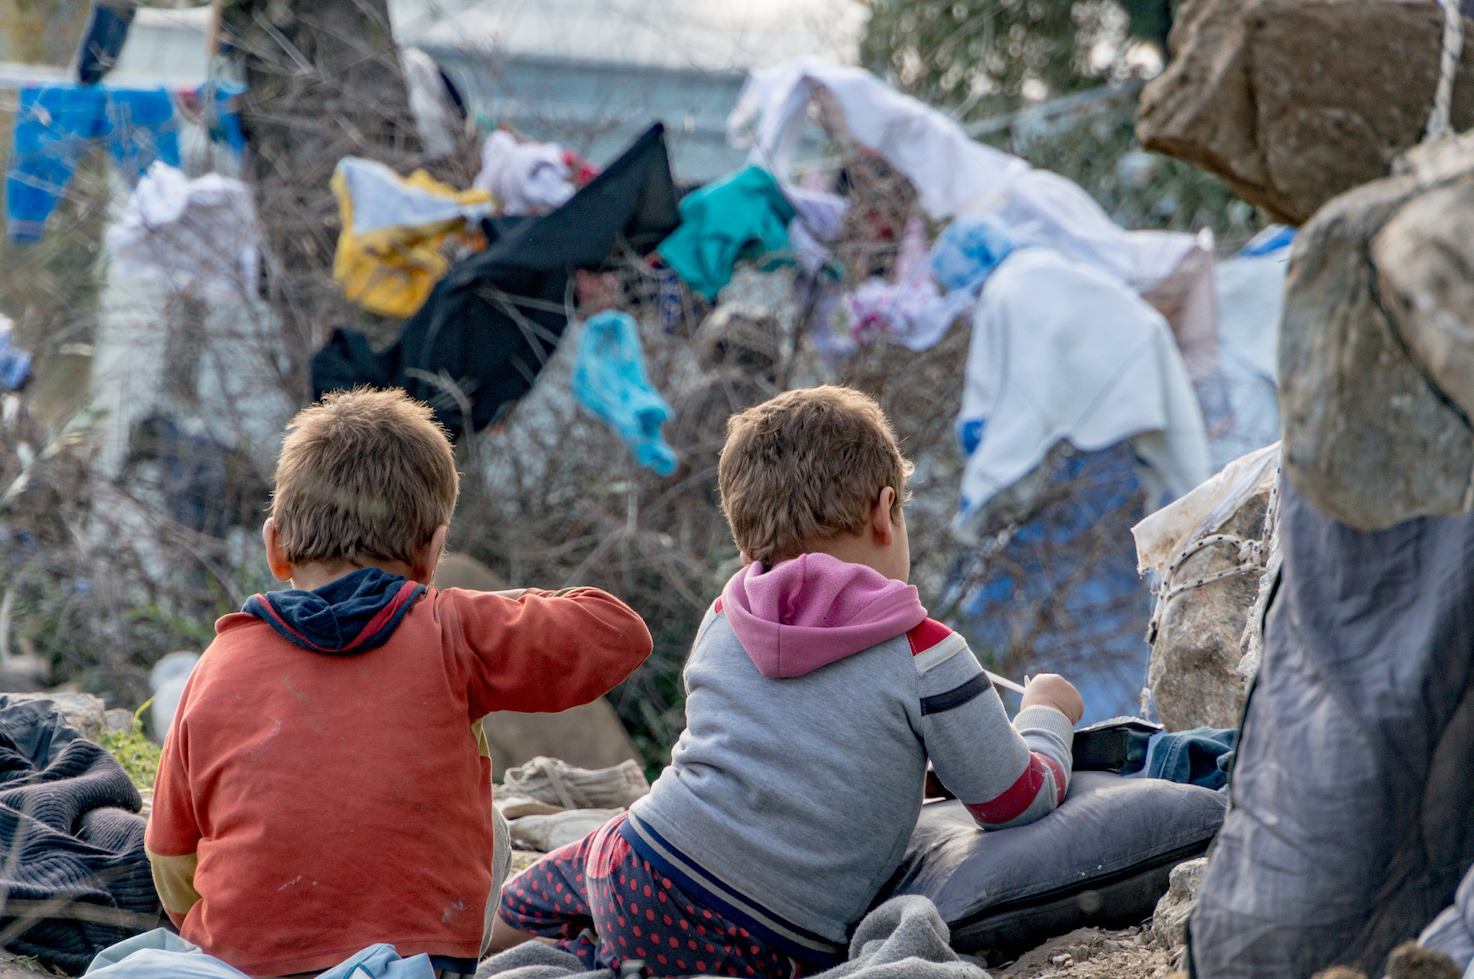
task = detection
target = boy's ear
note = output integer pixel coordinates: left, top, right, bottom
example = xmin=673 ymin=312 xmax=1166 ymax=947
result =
xmin=262 ymin=518 xmax=294 ymax=583
xmin=410 ymin=525 xmax=450 ymax=585
xmin=870 ymin=487 xmax=897 ymax=544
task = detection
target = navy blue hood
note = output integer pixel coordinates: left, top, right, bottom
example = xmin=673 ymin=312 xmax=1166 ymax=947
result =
xmin=243 ymin=568 xmax=426 ymax=656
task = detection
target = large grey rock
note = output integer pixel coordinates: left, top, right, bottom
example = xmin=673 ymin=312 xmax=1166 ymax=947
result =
xmin=1 ymin=692 xmax=109 ymax=741
xmin=1138 ymin=0 xmax=1474 ymax=226
xmin=1373 ymin=182 xmax=1474 ymax=419
xmin=1152 ymin=857 xmax=1210 ymax=948
xmin=1145 ymin=489 xmax=1268 ymax=731
xmin=1280 ymin=133 xmax=1474 ymax=530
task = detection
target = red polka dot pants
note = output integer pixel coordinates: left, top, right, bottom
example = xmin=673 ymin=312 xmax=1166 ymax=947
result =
xmin=498 ymin=812 xmax=806 ymax=978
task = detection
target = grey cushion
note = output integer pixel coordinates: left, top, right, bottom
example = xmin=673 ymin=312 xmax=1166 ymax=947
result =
xmin=882 ymin=771 xmax=1225 ymax=960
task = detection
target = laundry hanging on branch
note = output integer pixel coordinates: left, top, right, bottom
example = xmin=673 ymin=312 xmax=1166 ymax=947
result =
xmin=5 ymin=83 xmax=179 ymax=242
xmin=570 ymin=310 xmax=678 ymax=475
xmin=105 ymin=162 xmax=261 ymax=301
xmin=473 ymin=130 xmax=580 ymax=217
xmin=330 ymin=157 xmax=495 ymax=318
xmin=951 ymin=235 xmax=1209 ymax=535
xmin=729 ymin=58 xmax=1200 ymax=292
xmin=311 ymin=123 xmax=680 ymax=440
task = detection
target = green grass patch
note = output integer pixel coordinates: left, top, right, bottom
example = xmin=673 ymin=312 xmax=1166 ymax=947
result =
xmin=99 ymin=700 xmax=161 ymax=791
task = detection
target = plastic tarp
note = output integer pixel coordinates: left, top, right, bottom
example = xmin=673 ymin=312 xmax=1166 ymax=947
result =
xmin=1190 ymin=479 xmax=1474 ymax=977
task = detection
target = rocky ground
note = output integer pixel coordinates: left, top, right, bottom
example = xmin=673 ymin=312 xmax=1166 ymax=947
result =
xmin=996 ymin=927 xmax=1183 ymax=979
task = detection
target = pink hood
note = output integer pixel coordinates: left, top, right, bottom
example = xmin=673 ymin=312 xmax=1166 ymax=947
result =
xmin=720 ymin=552 xmax=927 ymax=678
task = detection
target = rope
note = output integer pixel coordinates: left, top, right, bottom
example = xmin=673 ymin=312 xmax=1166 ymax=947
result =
xmin=1424 ymin=0 xmax=1465 ymax=143
xmin=1144 ymin=532 xmax=1268 ymax=643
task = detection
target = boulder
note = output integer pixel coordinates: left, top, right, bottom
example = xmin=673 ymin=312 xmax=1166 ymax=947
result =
xmin=1143 ymin=487 xmax=1267 ymax=731
xmin=1152 ymin=857 xmax=1210 ymax=948
xmin=1134 ymin=445 xmax=1279 ymax=732
xmin=1137 ymin=0 xmax=1474 ymax=225
xmin=1235 ymin=478 xmax=1281 ymax=690
xmin=480 ymin=702 xmax=640 ymax=779
xmin=1372 ymin=182 xmax=1474 ymax=419
xmin=0 ymin=692 xmax=108 ymax=741
xmin=1279 ymin=133 xmax=1474 ymax=530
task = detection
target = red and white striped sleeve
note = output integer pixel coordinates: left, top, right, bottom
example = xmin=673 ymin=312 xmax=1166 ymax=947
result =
xmin=909 ymin=618 xmax=1074 ymax=829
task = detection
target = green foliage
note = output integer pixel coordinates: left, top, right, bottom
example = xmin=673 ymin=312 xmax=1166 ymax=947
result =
xmin=100 ymin=700 xmax=162 ymax=791
xmin=859 ymin=0 xmax=1266 ymax=244
xmin=859 ymin=0 xmax=1138 ymax=115
xmin=1008 ymin=99 xmax=1263 ymax=243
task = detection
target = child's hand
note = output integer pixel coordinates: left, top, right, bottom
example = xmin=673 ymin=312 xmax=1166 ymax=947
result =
xmin=1020 ymin=673 xmax=1084 ymax=725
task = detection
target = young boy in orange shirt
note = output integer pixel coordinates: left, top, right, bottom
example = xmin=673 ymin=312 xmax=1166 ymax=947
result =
xmin=146 ymin=388 xmax=652 ymax=978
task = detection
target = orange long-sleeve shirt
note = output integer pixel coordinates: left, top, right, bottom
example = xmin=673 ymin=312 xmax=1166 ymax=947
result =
xmin=146 ymin=584 xmax=651 ymax=977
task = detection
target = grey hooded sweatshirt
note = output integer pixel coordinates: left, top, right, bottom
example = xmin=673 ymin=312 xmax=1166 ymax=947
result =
xmin=624 ymin=553 xmax=1074 ymax=964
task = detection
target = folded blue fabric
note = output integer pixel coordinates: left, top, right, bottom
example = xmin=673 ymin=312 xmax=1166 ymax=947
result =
xmin=1146 ymin=726 xmax=1238 ymax=790
xmin=571 ymin=310 xmax=678 ymax=475
xmin=6 ymin=83 xmax=179 ymax=242
xmin=86 ymin=929 xmax=437 ymax=979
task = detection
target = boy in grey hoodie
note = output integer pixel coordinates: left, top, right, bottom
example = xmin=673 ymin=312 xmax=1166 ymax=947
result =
xmin=491 ymin=385 xmax=1083 ymax=977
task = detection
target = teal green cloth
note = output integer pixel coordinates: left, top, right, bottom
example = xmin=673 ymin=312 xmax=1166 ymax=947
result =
xmin=657 ymin=165 xmax=796 ymax=300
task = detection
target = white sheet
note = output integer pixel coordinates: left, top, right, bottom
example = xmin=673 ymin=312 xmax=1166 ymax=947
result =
xmin=729 ymin=58 xmax=1197 ymax=291
xmin=954 ymin=249 xmax=1210 ymax=532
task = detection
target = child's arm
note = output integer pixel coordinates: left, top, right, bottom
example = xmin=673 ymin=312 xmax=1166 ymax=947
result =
xmin=145 ymin=722 xmax=204 ymax=928
xmin=449 ymin=586 xmax=653 ymax=716
xmin=908 ymin=619 xmax=1076 ymax=830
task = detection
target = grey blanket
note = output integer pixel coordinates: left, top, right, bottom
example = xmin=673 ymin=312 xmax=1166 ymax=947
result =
xmin=475 ymin=896 xmax=989 ymax=979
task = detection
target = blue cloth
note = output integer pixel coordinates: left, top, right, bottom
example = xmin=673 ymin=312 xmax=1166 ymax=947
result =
xmin=243 ymin=568 xmax=426 ymax=656
xmin=1145 ymin=726 xmax=1238 ymax=790
xmin=952 ymin=441 xmax=1153 ymax=724
xmin=6 ymin=84 xmax=179 ymax=242
xmin=0 ymin=330 xmax=31 ymax=391
xmin=87 ymin=929 xmax=437 ymax=978
xmin=1237 ymin=224 xmax=1295 ymax=257
xmin=930 ymin=217 xmax=1015 ymax=295
xmin=571 ymin=310 xmax=678 ymax=475
xmin=193 ymin=79 xmax=247 ymax=156
xmin=76 ymin=0 xmax=136 ymax=86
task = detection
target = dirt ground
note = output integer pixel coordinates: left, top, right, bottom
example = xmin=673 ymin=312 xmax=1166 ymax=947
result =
xmin=996 ymin=927 xmax=1184 ymax=979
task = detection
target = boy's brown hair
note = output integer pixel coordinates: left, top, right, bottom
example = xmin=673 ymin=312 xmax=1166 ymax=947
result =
xmin=270 ymin=388 xmax=459 ymax=567
xmin=718 ymin=385 xmax=912 ymax=565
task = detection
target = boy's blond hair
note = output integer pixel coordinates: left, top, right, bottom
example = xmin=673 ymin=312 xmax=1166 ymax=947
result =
xmin=718 ymin=385 xmax=912 ymax=565
xmin=270 ymin=388 xmax=459 ymax=567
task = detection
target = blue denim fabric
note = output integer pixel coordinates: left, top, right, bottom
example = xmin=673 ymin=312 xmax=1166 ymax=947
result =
xmin=1145 ymin=726 xmax=1238 ymax=790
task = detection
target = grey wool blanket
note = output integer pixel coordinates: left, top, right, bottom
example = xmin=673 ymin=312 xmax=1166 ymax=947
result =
xmin=475 ymin=896 xmax=990 ymax=979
